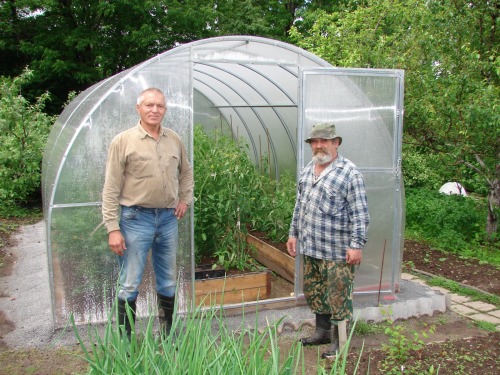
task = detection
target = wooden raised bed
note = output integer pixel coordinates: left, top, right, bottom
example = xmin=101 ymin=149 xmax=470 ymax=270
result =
xmin=194 ymin=267 xmax=271 ymax=307
xmin=246 ymin=234 xmax=295 ymax=283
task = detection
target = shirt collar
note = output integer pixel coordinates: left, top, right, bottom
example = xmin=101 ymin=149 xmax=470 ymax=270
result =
xmin=136 ymin=121 xmax=167 ymax=139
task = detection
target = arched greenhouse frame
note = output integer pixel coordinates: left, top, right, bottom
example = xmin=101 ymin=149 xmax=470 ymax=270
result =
xmin=42 ymin=36 xmax=405 ymax=328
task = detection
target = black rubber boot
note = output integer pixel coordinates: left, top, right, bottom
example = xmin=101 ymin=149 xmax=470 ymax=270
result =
xmin=157 ymin=293 xmax=175 ymax=337
xmin=117 ymin=298 xmax=136 ymax=339
xmin=321 ymin=324 xmax=339 ymax=358
xmin=300 ymin=313 xmax=331 ymax=346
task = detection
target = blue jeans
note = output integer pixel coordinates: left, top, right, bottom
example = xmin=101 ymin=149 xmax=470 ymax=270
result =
xmin=117 ymin=205 xmax=178 ymax=301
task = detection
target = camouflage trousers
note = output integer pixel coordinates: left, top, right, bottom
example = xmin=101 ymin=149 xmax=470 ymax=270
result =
xmin=303 ymin=255 xmax=355 ymax=321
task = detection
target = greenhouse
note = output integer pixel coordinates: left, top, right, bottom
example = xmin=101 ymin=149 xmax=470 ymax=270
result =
xmin=42 ymin=36 xmax=405 ymax=328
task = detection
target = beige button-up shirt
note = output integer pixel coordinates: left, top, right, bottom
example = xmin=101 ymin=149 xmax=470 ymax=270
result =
xmin=102 ymin=123 xmax=194 ymax=233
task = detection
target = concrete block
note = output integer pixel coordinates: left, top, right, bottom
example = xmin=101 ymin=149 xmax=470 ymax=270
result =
xmin=401 ymin=273 xmax=416 ymax=280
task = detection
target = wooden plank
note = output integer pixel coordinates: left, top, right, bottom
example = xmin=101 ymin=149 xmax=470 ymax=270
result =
xmin=246 ymin=235 xmax=295 ymax=283
xmin=195 ymin=271 xmax=269 ymax=295
xmin=338 ymin=320 xmax=348 ymax=351
xmin=194 ymin=270 xmax=271 ymax=307
xmin=195 ymin=286 xmax=269 ymax=306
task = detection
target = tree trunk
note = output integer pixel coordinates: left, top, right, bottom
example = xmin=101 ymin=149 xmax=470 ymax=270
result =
xmin=486 ymin=165 xmax=499 ymax=239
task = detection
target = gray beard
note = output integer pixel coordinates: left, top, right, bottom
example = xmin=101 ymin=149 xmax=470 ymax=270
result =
xmin=313 ymin=152 xmax=334 ymax=165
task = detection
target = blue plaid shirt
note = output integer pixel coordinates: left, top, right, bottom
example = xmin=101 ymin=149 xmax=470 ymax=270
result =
xmin=289 ymin=154 xmax=370 ymax=261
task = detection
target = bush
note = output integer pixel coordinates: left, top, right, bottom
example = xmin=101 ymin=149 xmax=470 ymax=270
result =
xmin=0 ymin=69 xmax=54 ymax=210
xmin=402 ymin=147 xmax=444 ymax=190
xmin=405 ymin=188 xmax=490 ymax=253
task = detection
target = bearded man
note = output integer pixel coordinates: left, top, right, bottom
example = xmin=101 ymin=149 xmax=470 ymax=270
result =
xmin=286 ymin=123 xmax=370 ymax=358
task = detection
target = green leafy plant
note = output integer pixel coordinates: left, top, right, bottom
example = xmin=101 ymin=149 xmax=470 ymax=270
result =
xmin=353 ymin=319 xmax=387 ymax=336
xmin=250 ymin=170 xmax=296 ymax=243
xmin=380 ymin=320 xmax=435 ymax=374
xmin=193 ymin=126 xmax=261 ymax=270
xmin=193 ymin=125 xmax=299 ymax=271
xmin=405 ymin=188 xmax=498 ymax=265
xmin=71 ymin=297 xmax=362 ymax=375
xmin=0 ymin=69 xmax=54 ymax=210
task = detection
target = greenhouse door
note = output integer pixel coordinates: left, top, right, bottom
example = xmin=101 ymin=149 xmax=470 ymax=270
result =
xmin=296 ymin=68 xmax=405 ymax=302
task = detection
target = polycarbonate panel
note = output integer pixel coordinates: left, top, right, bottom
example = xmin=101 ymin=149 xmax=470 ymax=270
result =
xmin=44 ymin=50 xmax=193 ymax=328
xmin=42 ymin=73 xmax=128 ymax=212
xmin=48 ymin=205 xmax=150 ymax=323
xmin=300 ymin=71 xmax=402 ymax=170
xmin=297 ymin=68 xmax=404 ymax=302
xmin=355 ymin=171 xmax=400 ymax=292
xmin=192 ymin=37 xmax=303 ymax=66
xmin=191 ymin=36 xmax=330 ymax=178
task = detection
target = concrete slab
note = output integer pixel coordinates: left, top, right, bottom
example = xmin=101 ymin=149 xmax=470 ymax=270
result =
xmin=488 ymin=310 xmax=500 ymax=319
xmin=450 ymin=294 xmax=471 ymax=303
xmin=463 ymin=301 xmax=497 ymax=312
xmin=468 ymin=313 xmax=500 ymax=325
xmin=451 ymin=304 xmax=478 ymax=316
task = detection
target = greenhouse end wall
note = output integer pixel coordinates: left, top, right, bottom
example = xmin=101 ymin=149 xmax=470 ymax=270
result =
xmin=42 ymin=36 xmax=404 ymax=328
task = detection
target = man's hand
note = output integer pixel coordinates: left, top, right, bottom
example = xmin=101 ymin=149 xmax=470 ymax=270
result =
xmin=286 ymin=237 xmax=297 ymax=257
xmin=346 ymin=248 xmax=362 ymax=265
xmin=108 ymin=230 xmax=126 ymax=256
xmin=174 ymin=201 xmax=189 ymax=219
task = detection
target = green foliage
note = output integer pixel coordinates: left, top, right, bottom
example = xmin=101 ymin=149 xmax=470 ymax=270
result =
xmin=250 ymin=170 xmax=296 ymax=243
xmin=353 ymin=319 xmax=387 ymax=336
xmin=402 ymin=146 xmax=449 ymax=190
xmin=472 ymin=320 xmax=498 ymax=333
xmin=380 ymin=320 xmax=435 ymax=375
xmin=289 ymin=0 xmax=499 ymax=235
xmin=0 ymin=69 xmax=54 ymax=209
xmin=193 ymin=126 xmax=259 ymax=270
xmin=425 ymin=276 xmax=500 ymax=307
xmin=193 ymin=125 xmax=296 ymax=270
xmin=1 ymin=0 xmax=219 ymax=113
xmin=214 ymin=0 xmax=293 ymax=40
xmin=405 ymin=188 xmax=498 ymax=262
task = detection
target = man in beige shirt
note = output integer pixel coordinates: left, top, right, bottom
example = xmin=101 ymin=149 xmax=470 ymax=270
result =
xmin=102 ymin=87 xmax=193 ymax=339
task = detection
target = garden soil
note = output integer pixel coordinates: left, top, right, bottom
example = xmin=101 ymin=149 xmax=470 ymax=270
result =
xmin=0 ymin=221 xmax=499 ymax=374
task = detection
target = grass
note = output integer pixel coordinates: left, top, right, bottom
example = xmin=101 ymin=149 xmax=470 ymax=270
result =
xmin=472 ymin=320 xmax=498 ymax=332
xmin=422 ymin=275 xmax=500 ymax=307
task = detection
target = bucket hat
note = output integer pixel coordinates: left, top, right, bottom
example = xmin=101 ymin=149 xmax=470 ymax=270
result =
xmin=305 ymin=123 xmax=342 ymax=145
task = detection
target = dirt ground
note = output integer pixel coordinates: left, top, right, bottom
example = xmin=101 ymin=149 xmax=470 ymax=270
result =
xmin=0 ymin=224 xmax=499 ymax=374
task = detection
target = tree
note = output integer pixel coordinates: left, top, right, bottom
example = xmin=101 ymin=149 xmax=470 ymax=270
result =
xmin=0 ymin=68 xmax=54 ymax=210
xmin=213 ymin=0 xmax=293 ymax=39
xmin=0 ymin=0 xmax=218 ymax=114
xmin=289 ymin=0 xmax=499 ymax=238
xmin=1 ymin=1 xmax=345 ymax=114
